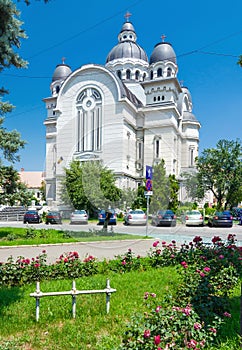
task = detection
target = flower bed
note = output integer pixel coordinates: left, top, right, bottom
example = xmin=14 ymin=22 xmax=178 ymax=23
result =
xmin=0 ymin=234 xmax=241 ymax=349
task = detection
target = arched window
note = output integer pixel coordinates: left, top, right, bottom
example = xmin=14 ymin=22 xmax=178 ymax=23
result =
xmin=153 ymin=96 xmax=156 ymax=102
xmin=135 ymin=70 xmax=140 ymax=80
xmin=126 ymin=69 xmax=131 ymax=80
xmin=157 ymin=68 xmax=162 ymax=77
xmin=56 ymin=85 xmax=60 ymax=94
xmin=150 ymin=70 xmax=153 ymax=80
xmin=117 ymin=70 xmax=122 ymax=79
xmin=167 ymin=67 xmax=172 ymax=77
xmin=76 ymin=88 xmax=102 ymax=153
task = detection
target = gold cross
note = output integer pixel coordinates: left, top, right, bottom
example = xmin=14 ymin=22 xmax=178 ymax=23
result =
xmin=124 ymin=11 xmax=132 ymax=22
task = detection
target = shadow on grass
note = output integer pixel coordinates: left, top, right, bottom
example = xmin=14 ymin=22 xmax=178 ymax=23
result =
xmin=0 ymin=286 xmax=24 ymax=316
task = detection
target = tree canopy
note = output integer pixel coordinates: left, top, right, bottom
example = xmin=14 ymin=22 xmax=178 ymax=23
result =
xmin=150 ymin=160 xmax=179 ymax=213
xmin=0 ymin=0 xmax=48 ymax=206
xmin=183 ymin=139 xmax=242 ymax=209
xmin=62 ymin=160 xmax=122 ymax=215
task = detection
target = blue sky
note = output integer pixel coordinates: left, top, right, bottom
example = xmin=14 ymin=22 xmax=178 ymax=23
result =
xmin=2 ymin=0 xmax=242 ymax=171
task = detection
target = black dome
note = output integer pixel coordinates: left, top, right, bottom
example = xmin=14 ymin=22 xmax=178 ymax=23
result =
xmin=150 ymin=42 xmax=177 ymax=64
xmin=52 ymin=64 xmax=72 ymax=82
xmin=106 ymin=41 xmax=148 ymax=63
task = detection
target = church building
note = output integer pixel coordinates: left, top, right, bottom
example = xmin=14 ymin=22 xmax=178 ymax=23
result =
xmin=43 ymin=15 xmax=201 ymax=209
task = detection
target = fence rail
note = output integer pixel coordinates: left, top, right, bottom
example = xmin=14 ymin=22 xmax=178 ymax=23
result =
xmin=30 ymin=279 xmax=116 ymax=321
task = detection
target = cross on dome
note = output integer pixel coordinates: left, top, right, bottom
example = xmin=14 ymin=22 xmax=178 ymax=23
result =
xmin=62 ymin=57 xmax=66 ymax=64
xmin=124 ymin=11 xmax=132 ymax=22
xmin=161 ymin=34 xmax=166 ymax=42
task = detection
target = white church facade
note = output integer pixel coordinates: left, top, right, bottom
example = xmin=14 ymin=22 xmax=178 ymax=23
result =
xmin=43 ymin=16 xmax=201 ymax=209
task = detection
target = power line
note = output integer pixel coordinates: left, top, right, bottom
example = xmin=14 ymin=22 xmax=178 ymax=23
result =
xmin=27 ymin=0 xmax=145 ymax=60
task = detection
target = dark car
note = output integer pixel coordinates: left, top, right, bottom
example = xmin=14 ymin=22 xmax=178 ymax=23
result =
xmin=45 ymin=211 xmax=62 ymax=224
xmin=152 ymin=210 xmax=176 ymax=227
xmin=98 ymin=209 xmax=117 ymax=225
xmin=231 ymin=207 xmax=242 ymax=220
xmin=23 ymin=210 xmax=41 ymax=224
xmin=208 ymin=211 xmax=233 ymax=228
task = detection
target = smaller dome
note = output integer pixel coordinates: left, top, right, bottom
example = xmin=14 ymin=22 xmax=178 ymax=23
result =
xmin=120 ymin=21 xmax=135 ymax=33
xmin=52 ymin=63 xmax=72 ymax=82
xmin=150 ymin=42 xmax=177 ymax=65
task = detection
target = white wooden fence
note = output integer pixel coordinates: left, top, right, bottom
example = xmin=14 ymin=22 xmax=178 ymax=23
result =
xmin=30 ymin=279 xmax=116 ymax=321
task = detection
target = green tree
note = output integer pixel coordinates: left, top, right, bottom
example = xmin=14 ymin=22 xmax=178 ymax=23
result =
xmin=62 ymin=160 xmax=122 ymax=216
xmin=131 ymin=184 xmax=146 ymax=210
xmin=168 ymin=174 xmax=179 ymax=211
xmin=0 ymin=165 xmax=33 ymax=205
xmin=183 ymin=139 xmax=242 ymax=210
xmin=237 ymin=55 xmax=242 ymax=67
xmin=150 ymin=160 xmax=179 ymax=213
xmin=0 ymin=0 xmax=50 ymax=206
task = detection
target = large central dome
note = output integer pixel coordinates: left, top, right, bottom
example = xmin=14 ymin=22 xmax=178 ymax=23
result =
xmin=106 ymin=20 xmax=148 ymax=63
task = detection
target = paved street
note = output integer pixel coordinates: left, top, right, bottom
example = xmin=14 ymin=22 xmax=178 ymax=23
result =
xmin=0 ymin=221 xmax=241 ymax=264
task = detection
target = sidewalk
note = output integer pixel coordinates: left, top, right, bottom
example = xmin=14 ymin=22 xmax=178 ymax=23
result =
xmin=0 ymin=239 xmax=155 ymax=264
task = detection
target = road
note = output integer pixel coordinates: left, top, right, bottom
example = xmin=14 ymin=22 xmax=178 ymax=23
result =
xmin=0 ymin=221 xmax=241 ymax=264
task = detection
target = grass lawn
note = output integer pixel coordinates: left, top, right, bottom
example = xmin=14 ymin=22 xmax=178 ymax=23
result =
xmin=0 ymin=227 xmax=147 ymax=246
xmin=0 ymin=268 xmax=240 ymax=350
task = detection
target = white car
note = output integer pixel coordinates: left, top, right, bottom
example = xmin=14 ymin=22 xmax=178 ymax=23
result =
xmin=70 ymin=210 xmax=88 ymax=224
xmin=124 ymin=209 xmax=147 ymax=226
xmin=184 ymin=210 xmax=204 ymax=226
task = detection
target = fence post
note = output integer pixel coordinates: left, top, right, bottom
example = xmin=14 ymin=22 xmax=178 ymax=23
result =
xmin=72 ymin=280 xmax=76 ymax=319
xmin=36 ymin=281 xmax=41 ymax=322
xmin=106 ymin=279 xmax=111 ymax=314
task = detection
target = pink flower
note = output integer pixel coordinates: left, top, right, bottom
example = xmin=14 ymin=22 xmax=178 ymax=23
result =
xmin=181 ymin=261 xmax=188 ymax=268
xmin=155 ymin=306 xmax=161 ymax=313
xmin=154 ymin=334 xmax=161 ymax=345
xmin=151 ymin=293 xmax=156 ymax=298
xmin=34 ymin=263 xmax=40 ymax=268
xmin=153 ymin=240 xmax=159 ymax=247
xmin=223 ymin=312 xmax=231 ymax=317
xmin=194 ymin=322 xmax=202 ymax=330
xmin=193 ymin=236 xmax=202 ymax=243
xmin=183 ymin=305 xmax=192 ymax=316
xmin=144 ymin=292 xmax=149 ymax=300
xmin=143 ymin=329 xmax=151 ymax=338
xmin=187 ymin=339 xmax=197 ymax=348
xmin=200 ymin=339 xmax=206 ymax=347
xmin=161 ymin=241 xmax=166 ymax=245
xmin=200 ymin=272 xmax=205 ymax=277
xmin=212 ymin=236 xmax=221 ymax=244
xmin=203 ymin=267 xmax=211 ymax=272
xmin=121 ymin=260 xmax=126 ymax=265
xmin=209 ymin=327 xmax=217 ymax=334
xmin=219 ymin=255 xmax=224 ymax=259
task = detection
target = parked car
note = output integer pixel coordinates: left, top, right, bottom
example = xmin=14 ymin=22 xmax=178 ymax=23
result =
xmin=98 ymin=209 xmax=117 ymax=225
xmin=231 ymin=207 xmax=242 ymax=220
xmin=208 ymin=211 xmax=233 ymax=228
xmin=124 ymin=209 xmax=147 ymax=226
xmin=184 ymin=210 xmax=204 ymax=226
xmin=45 ymin=211 xmax=62 ymax=224
xmin=70 ymin=210 xmax=88 ymax=224
xmin=23 ymin=210 xmax=41 ymax=224
xmin=151 ymin=210 xmax=176 ymax=227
